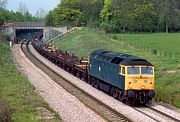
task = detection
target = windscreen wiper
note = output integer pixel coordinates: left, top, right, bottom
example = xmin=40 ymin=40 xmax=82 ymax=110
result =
xmin=146 ymin=65 xmax=149 ymax=71
xmin=132 ymin=65 xmax=137 ymax=74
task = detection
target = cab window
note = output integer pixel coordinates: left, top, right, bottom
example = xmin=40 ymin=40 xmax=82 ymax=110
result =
xmin=127 ymin=67 xmax=140 ymax=74
xmin=122 ymin=67 xmax=125 ymax=74
xmin=141 ymin=67 xmax=153 ymax=75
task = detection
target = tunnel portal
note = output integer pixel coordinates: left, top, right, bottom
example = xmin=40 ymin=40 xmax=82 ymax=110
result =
xmin=15 ymin=29 xmax=43 ymax=43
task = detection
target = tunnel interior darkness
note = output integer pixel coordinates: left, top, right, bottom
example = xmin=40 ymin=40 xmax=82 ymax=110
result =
xmin=15 ymin=29 xmax=43 ymax=43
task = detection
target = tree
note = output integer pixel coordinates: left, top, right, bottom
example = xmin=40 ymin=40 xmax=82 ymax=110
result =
xmin=18 ymin=0 xmax=28 ymax=15
xmin=11 ymin=12 xmax=26 ymax=22
xmin=52 ymin=6 xmax=83 ymax=26
xmin=0 ymin=7 xmax=41 ymax=23
xmin=75 ymin=0 xmax=104 ymax=25
xmin=46 ymin=0 xmax=104 ymax=27
xmin=45 ymin=10 xmax=54 ymax=26
xmin=100 ymin=0 xmax=158 ymax=32
xmin=24 ymin=12 xmax=33 ymax=22
xmin=35 ymin=8 xmax=47 ymax=19
xmin=128 ymin=1 xmax=158 ymax=32
xmin=45 ymin=0 xmax=180 ymax=32
xmin=100 ymin=0 xmax=112 ymax=21
xmin=0 ymin=8 xmax=6 ymax=23
xmin=0 ymin=8 xmax=14 ymax=23
xmin=152 ymin=0 xmax=180 ymax=32
xmin=0 ymin=0 xmax=7 ymax=8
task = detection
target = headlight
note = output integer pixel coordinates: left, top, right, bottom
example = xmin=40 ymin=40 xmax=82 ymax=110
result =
xmin=144 ymin=80 xmax=148 ymax=83
xmin=134 ymin=80 xmax=137 ymax=83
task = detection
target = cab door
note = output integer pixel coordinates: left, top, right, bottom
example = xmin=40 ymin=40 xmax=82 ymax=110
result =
xmin=119 ymin=65 xmax=126 ymax=90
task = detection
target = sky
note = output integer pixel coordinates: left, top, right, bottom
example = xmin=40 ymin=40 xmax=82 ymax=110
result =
xmin=6 ymin=0 xmax=59 ymax=15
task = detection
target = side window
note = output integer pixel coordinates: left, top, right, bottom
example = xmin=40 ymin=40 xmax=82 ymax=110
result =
xmin=122 ymin=67 xmax=125 ymax=74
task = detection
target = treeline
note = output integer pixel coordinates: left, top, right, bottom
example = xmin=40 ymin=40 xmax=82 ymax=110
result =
xmin=0 ymin=8 xmax=42 ymax=23
xmin=45 ymin=0 xmax=180 ymax=33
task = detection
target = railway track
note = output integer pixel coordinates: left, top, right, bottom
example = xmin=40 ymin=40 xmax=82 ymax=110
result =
xmin=134 ymin=105 xmax=180 ymax=122
xmin=21 ymin=39 xmax=131 ymax=122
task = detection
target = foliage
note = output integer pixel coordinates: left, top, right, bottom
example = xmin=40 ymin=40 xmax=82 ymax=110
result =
xmin=53 ymin=28 xmax=180 ymax=108
xmin=45 ymin=10 xmax=54 ymax=26
xmin=45 ymin=0 xmax=180 ymax=33
xmin=100 ymin=0 xmax=158 ymax=32
xmin=0 ymin=101 xmax=13 ymax=122
xmin=100 ymin=0 xmax=112 ymax=20
xmin=45 ymin=0 xmax=104 ymax=27
xmin=0 ymin=0 xmax=7 ymax=8
xmin=0 ymin=8 xmax=42 ymax=23
xmin=53 ymin=7 xmax=83 ymax=27
xmin=152 ymin=0 xmax=180 ymax=32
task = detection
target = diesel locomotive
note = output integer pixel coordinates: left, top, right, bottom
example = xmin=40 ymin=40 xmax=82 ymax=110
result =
xmin=32 ymin=39 xmax=155 ymax=105
xmin=88 ymin=50 xmax=155 ymax=104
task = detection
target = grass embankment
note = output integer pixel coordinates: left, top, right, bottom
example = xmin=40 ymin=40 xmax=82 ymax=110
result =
xmin=53 ymin=28 xmax=180 ymax=108
xmin=0 ymin=41 xmax=61 ymax=122
xmin=112 ymin=33 xmax=180 ymax=61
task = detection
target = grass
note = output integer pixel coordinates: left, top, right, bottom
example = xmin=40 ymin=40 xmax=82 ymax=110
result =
xmin=112 ymin=33 xmax=180 ymax=60
xmin=0 ymin=41 xmax=61 ymax=122
xmin=53 ymin=28 xmax=180 ymax=108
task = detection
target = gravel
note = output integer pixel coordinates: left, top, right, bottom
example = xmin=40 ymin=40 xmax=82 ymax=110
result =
xmin=151 ymin=104 xmax=180 ymax=121
xmin=29 ymin=44 xmax=157 ymax=122
xmin=12 ymin=44 xmax=105 ymax=122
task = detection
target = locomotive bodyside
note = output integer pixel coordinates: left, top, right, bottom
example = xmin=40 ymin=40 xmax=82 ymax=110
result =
xmin=88 ymin=55 xmax=125 ymax=90
xmin=88 ymin=50 xmax=155 ymax=104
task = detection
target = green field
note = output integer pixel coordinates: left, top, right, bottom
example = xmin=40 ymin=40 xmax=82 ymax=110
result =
xmin=0 ymin=41 xmax=61 ymax=122
xmin=53 ymin=28 xmax=180 ymax=108
xmin=112 ymin=33 xmax=180 ymax=60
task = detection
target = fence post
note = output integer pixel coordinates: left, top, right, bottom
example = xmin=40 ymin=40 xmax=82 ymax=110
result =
xmin=166 ymin=52 xmax=169 ymax=58
xmin=172 ymin=52 xmax=175 ymax=60
xmin=157 ymin=50 xmax=160 ymax=56
xmin=161 ymin=51 xmax=164 ymax=57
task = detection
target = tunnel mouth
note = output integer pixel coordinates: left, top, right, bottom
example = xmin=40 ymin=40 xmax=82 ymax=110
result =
xmin=15 ymin=29 xmax=43 ymax=43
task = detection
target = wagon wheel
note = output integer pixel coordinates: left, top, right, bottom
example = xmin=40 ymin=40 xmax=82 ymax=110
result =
xmin=87 ymin=77 xmax=92 ymax=84
xmin=93 ymin=80 xmax=99 ymax=89
xmin=118 ymin=91 xmax=123 ymax=101
xmin=121 ymin=96 xmax=128 ymax=104
xmin=109 ymin=87 xmax=114 ymax=96
xmin=127 ymin=97 xmax=135 ymax=106
xmin=91 ymin=79 xmax=96 ymax=86
xmin=70 ymin=68 xmax=73 ymax=74
xmin=112 ymin=88 xmax=119 ymax=98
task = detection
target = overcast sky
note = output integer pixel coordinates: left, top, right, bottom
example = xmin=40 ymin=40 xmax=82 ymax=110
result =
xmin=6 ymin=0 xmax=59 ymax=15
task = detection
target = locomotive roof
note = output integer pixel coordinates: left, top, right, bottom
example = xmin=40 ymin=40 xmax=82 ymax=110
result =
xmin=90 ymin=50 xmax=153 ymax=66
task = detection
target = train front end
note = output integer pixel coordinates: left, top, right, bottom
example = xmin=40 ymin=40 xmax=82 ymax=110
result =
xmin=121 ymin=64 xmax=155 ymax=104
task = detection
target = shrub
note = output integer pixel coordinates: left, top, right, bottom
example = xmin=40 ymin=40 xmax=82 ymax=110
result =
xmin=0 ymin=101 xmax=14 ymax=122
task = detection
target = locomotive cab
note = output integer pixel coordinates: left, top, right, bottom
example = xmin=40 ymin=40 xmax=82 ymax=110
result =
xmin=120 ymin=65 xmax=155 ymax=90
xmin=120 ymin=64 xmax=155 ymax=104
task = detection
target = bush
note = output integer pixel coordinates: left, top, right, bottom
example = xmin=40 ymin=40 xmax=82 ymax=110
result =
xmin=0 ymin=101 xmax=14 ymax=122
xmin=0 ymin=35 xmax=7 ymax=42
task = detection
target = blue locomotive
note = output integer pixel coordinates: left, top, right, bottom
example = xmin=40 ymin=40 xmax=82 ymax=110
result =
xmin=88 ymin=50 xmax=155 ymax=104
